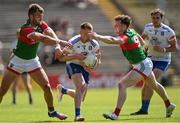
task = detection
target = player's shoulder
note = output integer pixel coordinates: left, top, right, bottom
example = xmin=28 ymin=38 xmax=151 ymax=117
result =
xmin=20 ymin=21 xmax=34 ymax=34
xmin=41 ymin=21 xmax=49 ymax=30
xmin=161 ymin=23 xmax=174 ymax=33
xmin=145 ymin=23 xmax=153 ymax=28
xmin=21 ymin=20 xmax=32 ymax=29
xmin=90 ymin=39 xmax=99 ymax=47
xmin=69 ymin=34 xmax=81 ymax=45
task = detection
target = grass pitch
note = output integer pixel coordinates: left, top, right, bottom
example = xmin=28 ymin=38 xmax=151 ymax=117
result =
xmin=0 ymin=87 xmax=180 ymax=122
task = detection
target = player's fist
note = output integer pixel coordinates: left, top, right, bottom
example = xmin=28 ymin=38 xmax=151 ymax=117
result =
xmin=55 ymin=48 xmax=63 ymax=60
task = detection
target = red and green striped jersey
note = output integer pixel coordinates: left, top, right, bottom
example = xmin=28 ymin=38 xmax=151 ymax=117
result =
xmin=13 ymin=20 xmax=48 ymax=60
xmin=119 ymin=29 xmax=146 ymax=64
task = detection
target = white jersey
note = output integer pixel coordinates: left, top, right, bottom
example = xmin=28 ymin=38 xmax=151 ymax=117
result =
xmin=66 ymin=34 xmax=100 ymax=65
xmin=144 ymin=23 xmax=175 ymax=62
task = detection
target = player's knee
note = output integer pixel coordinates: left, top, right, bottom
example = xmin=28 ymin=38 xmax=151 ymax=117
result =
xmin=76 ymin=83 xmax=85 ymax=93
xmin=81 ymin=84 xmax=86 ymax=93
xmin=0 ymin=87 xmax=8 ymax=96
xmin=118 ymin=82 xmax=125 ymax=89
xmin=43 ymin=83 xmax=52 ymax=92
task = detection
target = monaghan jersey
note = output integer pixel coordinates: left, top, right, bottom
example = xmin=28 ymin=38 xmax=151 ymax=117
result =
xmin=66 ymin=35 xmax=100 ymax=65
xmin=13 ymin=20 xmax=49 ymax=60
xmin=119 ymin=29 xmax=146 ymax=64
xmin=144 ymin=23 xmax=175 ymax=62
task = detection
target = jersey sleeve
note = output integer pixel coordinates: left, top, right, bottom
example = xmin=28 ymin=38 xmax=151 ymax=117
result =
xmin=167 ymin=28 xmax=175 ymax=40
xmin=41 ymin=21 xmax=49 ymax=32
xmin=119 ymin=34 xmax=129 ymax=44
xmin=89 ymin=39 xmax=100 ymax=53
xmin=19 ymin=27 xmax=36 ymax=45
xmin=143 ymin=25 xmax=149 ymax=35
xmin=21 ymin=27 xmax=35 ymax=37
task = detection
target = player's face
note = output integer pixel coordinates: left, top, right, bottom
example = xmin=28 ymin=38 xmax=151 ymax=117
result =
xmin=30 ymin=11 xmax=43 ymax=25
xmin=80 ymin=28 xmax=92 ymax=42
xmin=151 ymin=13 xmax=162 ymax=27
xmin=113 ymin=21 xmax=126 ymax=34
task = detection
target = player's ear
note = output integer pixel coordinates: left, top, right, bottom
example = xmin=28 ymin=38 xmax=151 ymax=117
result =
xmin=29 ymin=14 xmax=33 ymax=21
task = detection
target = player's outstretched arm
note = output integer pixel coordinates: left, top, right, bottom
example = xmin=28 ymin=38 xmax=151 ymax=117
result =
xmin=43 ymin=27 xmax=71 ymax=47
xmin=28 ymin=32 xmax=65 ymax=46
xmin=55 ymin=46 xmax=86 ymax=62
xmin=89 ymin=32 xmax=124 ymax=44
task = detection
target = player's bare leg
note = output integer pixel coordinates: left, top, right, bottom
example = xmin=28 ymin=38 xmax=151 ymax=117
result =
xmin=57 ymin=83 xmax=87 ymax=102
xmin=56 ymin=84 xmax=75 ymax=101
xmin=30 ymin=68 xmax=67 ymax=120
xmin=71 ymin=73 xmax=85 ymax=121
xmin=22 ymin=74 xmax=33 ymax=104
xmin=145 ymin=72 xmax=175 ymax=117
xmin=103 ymin=69 xmax=175 ymax=120
xmin=0 ymin=69 xmax=19 ymax=103
xmin=12 ymin=80 xmax=18 ymax=104
xmin=131 ymin=68 xmax=165 ymax=115
xmin=103 ymin=70 xmax=144 ymax=120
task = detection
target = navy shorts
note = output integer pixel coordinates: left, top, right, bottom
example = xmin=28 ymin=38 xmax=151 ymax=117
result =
xmin=152 ymin=60 xmax=170 ymax=72
xmin=66 ymin=63 xmax=89 ymax=84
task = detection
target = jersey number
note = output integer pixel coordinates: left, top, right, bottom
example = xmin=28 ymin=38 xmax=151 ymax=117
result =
xmin=133 ymin=36 xmax=141 ymax=47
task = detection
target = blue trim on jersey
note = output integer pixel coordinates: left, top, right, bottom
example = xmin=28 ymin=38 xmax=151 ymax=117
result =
xmin=145 ymin=23 xmax=153 ymax=27
xmin=152 ymin=60 xmax=170 ymax=71
xmin=162 ymin=26 xmax=170 ymax=32
xmin=90 ymin=40 xmax=97 ymax=47
xmin=66 ymin=63 xmax=89 ymax=84
xmin=71 ymin=36 xmax=80 ymax=45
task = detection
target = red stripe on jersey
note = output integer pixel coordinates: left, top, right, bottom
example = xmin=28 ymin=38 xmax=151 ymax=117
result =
xmin=22 ymin=27 xmax=34 ymax=36
xmin=18 ymin=35 xmax=36 ymax=45
xmin=119 ymin=34 xmax=140 ymax=50
xmin=120 ymin=42 xmax=139 ymax=50
xmin=41 ymin=21 xmax=48 ymax=31
xmin=119 ymin=34 xmax=129 ymax=43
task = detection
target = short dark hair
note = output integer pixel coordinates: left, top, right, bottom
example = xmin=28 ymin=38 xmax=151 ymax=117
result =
xmin=80 ymin=22 xmax=93 ymax=31
xmin=28 ymin=3 xmax=44 ymax=17
xmin=114 ymin=15 xmax=132 ymax=28
xmin=150 ymin=8 xmax=164 ymax=18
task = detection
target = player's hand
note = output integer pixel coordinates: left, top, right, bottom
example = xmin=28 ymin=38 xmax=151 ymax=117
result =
xmin=153 ymin=45 xmax=165 ymax=53
xmin=88 ymin=32 xmax=98 ymax=40
xmin=60 ymin=40 xmax=72 ymax=48
xmin=82 ymin=63 xmax=93 ymax=73
xmin=75 ymin=53 xmax=86 ymax=60
xmin=55 ymin=48 xmax=63 ymax=60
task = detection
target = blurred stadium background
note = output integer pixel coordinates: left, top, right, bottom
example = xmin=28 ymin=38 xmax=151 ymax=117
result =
xmin=0 ymin=0 xmax=180 ymax=122
xmin=0 ymin=0 xmax=179 ymax=89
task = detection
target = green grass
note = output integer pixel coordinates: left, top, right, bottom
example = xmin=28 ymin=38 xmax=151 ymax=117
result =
xmin=0 ymin=87 xmax=180 ymax=122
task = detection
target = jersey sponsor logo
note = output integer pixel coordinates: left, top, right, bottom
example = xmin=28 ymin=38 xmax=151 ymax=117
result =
xmin=150 ymin=36 xmax=161 ymax=45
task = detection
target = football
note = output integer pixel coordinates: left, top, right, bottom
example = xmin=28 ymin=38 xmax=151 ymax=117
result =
xmin=83 ymin=53 xmax=98 ymax=69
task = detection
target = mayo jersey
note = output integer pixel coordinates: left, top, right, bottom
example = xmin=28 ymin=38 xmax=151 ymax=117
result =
xmin=66 ymin=35 xmax=100 ymax=65
xmin=13 ymin=20 xmax=49 ymax=60
xmin=144 ymin=23 xmax=175 ymax=62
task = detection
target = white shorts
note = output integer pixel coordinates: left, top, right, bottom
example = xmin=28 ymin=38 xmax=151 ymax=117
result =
xmin=132 ymin=57 xmax=153 ymax=78
xmin=7 ymin=55 xmax=42 ymax=74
